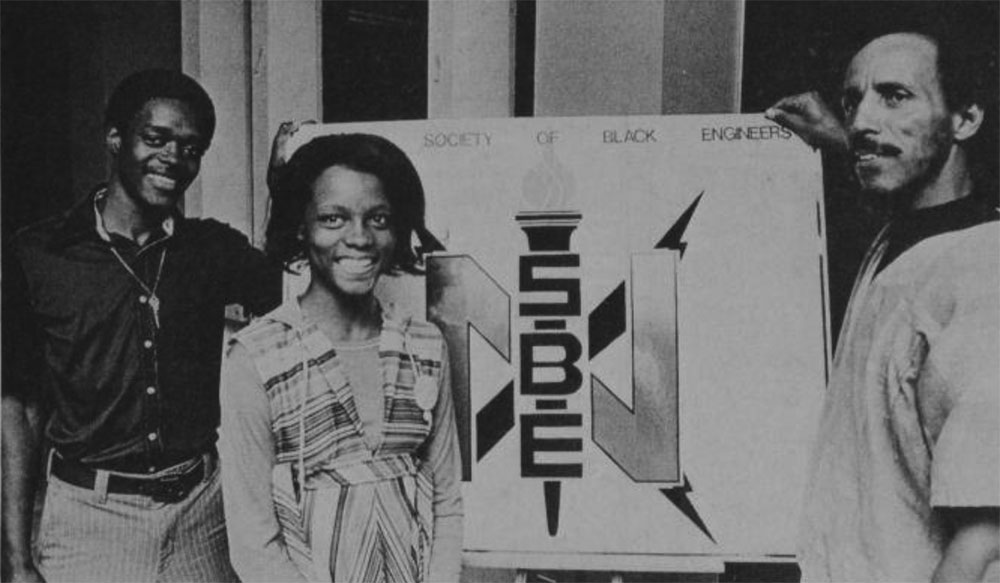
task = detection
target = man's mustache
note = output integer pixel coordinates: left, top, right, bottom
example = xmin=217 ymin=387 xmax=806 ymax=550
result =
xmin=849 ymin=135 xmax=901 ymax=157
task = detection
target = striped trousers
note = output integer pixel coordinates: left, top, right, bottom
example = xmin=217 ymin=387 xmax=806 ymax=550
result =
xmin=35 ymin=463 xmax=238 ymax=582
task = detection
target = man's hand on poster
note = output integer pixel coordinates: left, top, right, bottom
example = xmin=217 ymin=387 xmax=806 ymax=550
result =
xmin=267 ymin=120 xmax=316 ymax=191
xmin=766 ymin=91 xmax=848 ymax=152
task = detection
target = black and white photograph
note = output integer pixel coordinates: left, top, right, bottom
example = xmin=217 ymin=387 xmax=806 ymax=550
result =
xmin=2 ymin=2 xmax=997 ymax=582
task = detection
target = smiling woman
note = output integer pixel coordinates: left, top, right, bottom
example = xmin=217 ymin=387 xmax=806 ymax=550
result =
xmin=304 ymin=165 xmax=397 ymax=298
xmin=265 ymin=133 xmax=429 ymax=276
xmin=218 ymin=132 xmax=463 ymax=583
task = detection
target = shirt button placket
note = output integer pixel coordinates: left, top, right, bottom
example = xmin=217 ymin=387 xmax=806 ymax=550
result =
xmin=141 ymin=330 xmax=159 ymax=468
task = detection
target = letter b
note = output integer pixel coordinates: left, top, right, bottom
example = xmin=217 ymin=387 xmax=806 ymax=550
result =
xmin=521 ymin=333 xmax=583 ymax=395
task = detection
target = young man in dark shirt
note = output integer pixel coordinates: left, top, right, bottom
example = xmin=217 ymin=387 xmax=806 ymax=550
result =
xmin=767 ymin=27 xmax=998 ymax=582
xmin=2 ymin=69 xmax=281 ymax=582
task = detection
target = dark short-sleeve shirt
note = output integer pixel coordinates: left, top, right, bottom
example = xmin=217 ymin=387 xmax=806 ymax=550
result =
xmin=2 ymin=188 xmax=282 ymax=473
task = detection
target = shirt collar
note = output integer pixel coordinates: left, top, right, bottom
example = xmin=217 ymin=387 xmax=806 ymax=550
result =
xmin=876 ymin=191 xmax=999 ymax=274
xmin=889 ymin=192 xmax=998 ymax=241
xmin=92 ymin=187 xmax=175 ymax=244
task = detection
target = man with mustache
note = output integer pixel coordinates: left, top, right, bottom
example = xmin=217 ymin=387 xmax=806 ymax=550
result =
xmin=1 ymin=70 xmax=281 ymax=582
xmin=766 ymin=27 xmax=998 ymax=582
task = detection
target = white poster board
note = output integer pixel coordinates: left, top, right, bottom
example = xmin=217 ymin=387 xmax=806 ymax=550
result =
xmin=286 ymin=114 xmax=828 ymax=571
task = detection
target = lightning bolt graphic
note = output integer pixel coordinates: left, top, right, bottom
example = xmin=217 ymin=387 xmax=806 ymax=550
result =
xmin=655 ymin=191 xmax=704 ymax=257
xmin=416 ymin=226 xmax=447 ymax=255
xmin=657 ymin=192 xmax=715 ymax=543
xmin=590 ymin=190 xmax=705 ymax=360
xmin=661 ymin=474 xmax=716 ymax=543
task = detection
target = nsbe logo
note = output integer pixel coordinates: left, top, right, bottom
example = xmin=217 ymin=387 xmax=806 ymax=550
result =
xmin=425 ymin=195 xmax=715 ymax=541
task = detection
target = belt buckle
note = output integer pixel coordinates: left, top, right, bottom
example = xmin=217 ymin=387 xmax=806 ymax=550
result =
xmin=141 ymin=471 xmax=195 ymax=503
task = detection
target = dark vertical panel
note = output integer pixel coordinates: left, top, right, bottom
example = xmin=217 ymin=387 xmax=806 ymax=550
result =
xmin=513 ymin=0 xmax=536 ymax=117
xmin=321 ymin=1 xmax=428 ymax=122
xmin=1 ymin=1 xmax=77 ymax=233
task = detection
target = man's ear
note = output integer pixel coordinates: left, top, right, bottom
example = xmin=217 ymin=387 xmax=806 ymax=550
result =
xmin=953 ymin=102 xmax=984 ymax=143
xmin=106 ymin=127 xmax=122 ymax=155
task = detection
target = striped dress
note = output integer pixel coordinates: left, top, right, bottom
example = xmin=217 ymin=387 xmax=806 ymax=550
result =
xmin=219 ymin=299 xmax=462 ymax=583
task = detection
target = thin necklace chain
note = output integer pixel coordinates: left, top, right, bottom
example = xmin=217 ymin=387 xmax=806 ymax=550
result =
xmin=95 ymin=187 xmax=169 ymax=328
xmin=109 ymin=246 xmax=167 ymax=328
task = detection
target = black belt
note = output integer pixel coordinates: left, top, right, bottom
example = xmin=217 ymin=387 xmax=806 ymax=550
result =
xmin=50 ymin=453 xmax=211 ymax=504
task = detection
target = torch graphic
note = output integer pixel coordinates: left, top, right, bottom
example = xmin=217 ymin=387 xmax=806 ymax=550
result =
xmin=515 ymin=146 xmax=583 ymax=537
